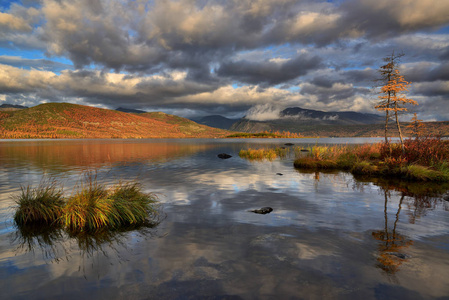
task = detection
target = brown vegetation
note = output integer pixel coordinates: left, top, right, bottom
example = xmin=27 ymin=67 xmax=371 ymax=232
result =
xmin=294 ymin=138 xmax=449 ymax=182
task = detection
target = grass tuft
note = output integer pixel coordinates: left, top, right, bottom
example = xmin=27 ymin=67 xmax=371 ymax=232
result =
xmin=63 ymin=180 xmax=112 ymax=232
xmin=293 ymin=157 xmax=338 ymax=169
xmin=13 ymin=179 xmax=65 ymax=226
xmin=13 ymin=174 xmax=160 ymax=233
xmin=239 ymin=148 xmax=277 ymax=160
xmin=109 ymin=182 xmax=158 ymax=227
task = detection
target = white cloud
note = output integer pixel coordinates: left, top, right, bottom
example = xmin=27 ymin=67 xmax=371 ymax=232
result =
xmin=245 ymin=104 xmax=282 ymax=121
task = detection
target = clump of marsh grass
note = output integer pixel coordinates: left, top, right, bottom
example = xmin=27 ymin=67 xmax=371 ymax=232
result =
xmin=109 ymin=182 xmax=159 ymax=227
xmin=63 ymin=178 xmax=113 ymax=232
xmin=63 ymin=176 xmax=159 ymax=233
xmin=13 ymin=173 xmax=160 ymax=233
xmin=239 ymin=147 xmax=290 ymax=161
xmin=13 ymin=179 xmax=65 ymax=226
xmin=239 ymin=148 xmax=277 ymax=160
xmin=293 ymin=157 xmax=338 ymax=169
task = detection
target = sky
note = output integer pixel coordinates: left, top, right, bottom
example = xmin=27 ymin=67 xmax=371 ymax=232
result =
xmin=0 ymin=0 xmax=448 ymax=121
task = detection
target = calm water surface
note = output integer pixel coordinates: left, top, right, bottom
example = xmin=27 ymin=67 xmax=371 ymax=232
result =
xmin=0 ymin=138 xmax=448 ymax=299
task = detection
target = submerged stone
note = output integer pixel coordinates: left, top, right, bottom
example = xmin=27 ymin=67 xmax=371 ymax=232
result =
xmin=250 ymin=207 xmax=273 ymax=214
xmin=217 ymin=153 xmax=232 ymax=159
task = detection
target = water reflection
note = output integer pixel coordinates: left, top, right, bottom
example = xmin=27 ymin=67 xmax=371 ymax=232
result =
xmin=0 ymin=140 xmax=216 ymax=172
xmin=1 ymin=140 xmax=449 ymax=299
xmin=11 ymin=213 xmax=164 ymax=266
xmin=351 ymin=176 xmax=449 ymax=276
xmin=372 ymin=192 xmax=412 ymax=275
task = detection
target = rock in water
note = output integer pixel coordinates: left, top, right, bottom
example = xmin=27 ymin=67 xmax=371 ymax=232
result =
xmin=250 ymin=207 xmax=273 ymax=214
xmin=284 ymin=143 xmax=294 ymax=146
xmin=217 ymin=153 xmax=232 ymax=159
xmin=276 ymin=173 xmax=283 ymax=176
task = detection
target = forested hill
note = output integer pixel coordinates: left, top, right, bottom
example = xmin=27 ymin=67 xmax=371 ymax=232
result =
xmin=0 ymin=103 xmax=230 ymax=139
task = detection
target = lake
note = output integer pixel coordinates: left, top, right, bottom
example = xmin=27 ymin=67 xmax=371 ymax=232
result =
xmin=0 ymin=138 xmax=448 ymax=299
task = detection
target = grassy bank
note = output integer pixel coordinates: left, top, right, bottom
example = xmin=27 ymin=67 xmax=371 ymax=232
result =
xmin=13 ymin=177 xmax=159 ymax=232
xmin=293 ymin=138 xmax=449 ymax=182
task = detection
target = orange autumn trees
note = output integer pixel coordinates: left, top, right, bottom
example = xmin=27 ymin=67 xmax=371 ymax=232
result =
xmin=406 ymin=113 xmax=425 ymax=138
xmin=375 ymin=52 xmax=417 ymax=152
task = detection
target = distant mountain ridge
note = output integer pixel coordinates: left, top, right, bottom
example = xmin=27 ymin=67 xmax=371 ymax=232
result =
xmin=0 ymin=103 xmax=28 ymax=111
xmin=115 ymin=107 xmax=147 ymax=114
xmin=231 ymin=106 xmax=384 ymax=133
xmin=279 ymin=107 xmax=383 ymax=124
xmin=191 ymin=115 xmax=240 ymax=130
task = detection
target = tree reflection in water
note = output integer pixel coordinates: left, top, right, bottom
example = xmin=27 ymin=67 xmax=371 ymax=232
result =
xmin=354 ymin=176 xmax=449 ymax=276
xmin=372 ymin=191 xmax=413 ymax=275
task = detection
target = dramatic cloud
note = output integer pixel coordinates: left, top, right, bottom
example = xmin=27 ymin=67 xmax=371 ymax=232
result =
xmin=217 ymin=54 xmax=322 ymax=85
xmin=0 ymin=0 xmax=448 ymax=120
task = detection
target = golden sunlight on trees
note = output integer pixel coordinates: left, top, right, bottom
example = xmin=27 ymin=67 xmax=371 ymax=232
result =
xmin=406 ymin=113 xmax=425 ymax=138
xmin=375 ymin=52 xmax=418 ymax=152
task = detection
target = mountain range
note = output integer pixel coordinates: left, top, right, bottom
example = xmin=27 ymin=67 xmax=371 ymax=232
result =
xmin=115 ymin=107 xmax=147 ymax=114
xmin=230 ymin=107 xmax=384 ymax=133
xmin=187 ymin=107 xmax=384 ymax=132
xmin=0 ymin=103 xmax=229 ymax=139
xmin=1 ymin=103 xmax=447 ymax=138
xmin=191 ymin=115 xmax=240 ymax=130
xmin=0 ymin=104 xmax=29 ymax=111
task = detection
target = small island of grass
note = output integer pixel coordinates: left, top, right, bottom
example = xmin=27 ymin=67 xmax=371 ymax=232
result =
xmin=294 ymin=137 xmax=449 ymax=182
xmin=239 ymin=147 xmax=289 ymax=160
xmin=13 ymin=177 xmax=160 ymax=233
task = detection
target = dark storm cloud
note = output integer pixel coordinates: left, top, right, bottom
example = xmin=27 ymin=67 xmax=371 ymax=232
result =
xmin=403 ymin=62 xmax=449 ymax=83
xmin=217 ymin=54 xmax=322 ymax=85
xmin=412 ymin=81 xmax=449 ymax=97
xmin=300 ymin=82 xmax=370 ymax=103
xmin=339 ymin=0 xmax=449 ymax=39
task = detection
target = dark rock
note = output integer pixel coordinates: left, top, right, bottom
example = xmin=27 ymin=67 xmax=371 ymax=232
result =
xmin=250 ymin=207 xmax=273 ymax=214
xmin=300 ymin=149 xmax=310 ymax=152
xmin=443 ymin=194 xmax=449 ymax=202
xmin=276 ymin=173 xmax=283 ymax=176
xmin=217 ymin=153 xmax=232 ymax=159
xmin=284 ymin=143 xmax=294 ymax=146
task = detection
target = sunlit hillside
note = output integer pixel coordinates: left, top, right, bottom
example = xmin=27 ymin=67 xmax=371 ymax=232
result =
xmin=0 ymin=103 xmax=230 ymax=139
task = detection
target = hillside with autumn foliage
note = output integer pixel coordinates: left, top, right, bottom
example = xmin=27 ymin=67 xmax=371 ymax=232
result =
xmin=0 ymin=103 xmax=230 ymax=139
